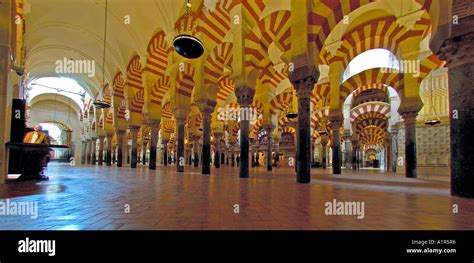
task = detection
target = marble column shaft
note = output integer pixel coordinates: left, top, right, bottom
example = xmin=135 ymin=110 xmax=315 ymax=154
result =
xmin=105 ymin=134 xmax=112 ymax=166
xmin=148 ymin=122 xmax=159 ymax=170
xmin=98 ymin=136 xmax=105 ymax=165
xmin=201 ymin=112 xmax=212 ymax=174
xmin=435 ymin=26 xmax=474 ymax=197
xmin=116 ymin=131 xmax=125 ymax=167
xmin=129 ymin=127 xmax=139 ymax=168
xmin=321 ymin=140 xmax=328 ymax=169
xmin=330 ymin=120 xmax=342 ymax=175
xmin=91 ymin=138 xmax=97 ymax=165
xmin=292 ymin=76 xmax=316 ymax=183
xmin=176 ymin=121 xmax=185 ymax=172
xmin=401 ymin=112 xmax=418 ymax=178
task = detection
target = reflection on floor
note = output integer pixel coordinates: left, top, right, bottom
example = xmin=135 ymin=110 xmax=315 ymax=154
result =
xmin=0 ymin=163 xmax=472 ymax=230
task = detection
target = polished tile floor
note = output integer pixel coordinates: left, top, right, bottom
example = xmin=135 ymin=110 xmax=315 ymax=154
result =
xmin=0 ymin=163 xmax=473 ymax=230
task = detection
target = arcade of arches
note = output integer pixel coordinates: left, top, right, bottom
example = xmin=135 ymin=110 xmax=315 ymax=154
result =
xmin=0 ymin=0 xmax=473 ymax=230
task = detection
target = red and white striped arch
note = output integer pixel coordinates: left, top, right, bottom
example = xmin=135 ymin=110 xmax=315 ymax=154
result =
xmin=309 ymin=0 xmax=434 ymax=58
xmin=350 ymin=101 xmax=390 ymax=122
xmin=176 ymin=63 xmax=195 ymax=98
xmin=340 ymin=68 xmax=403 ymax=103
xmin=245 ymin=11 xmax=291 ymax=74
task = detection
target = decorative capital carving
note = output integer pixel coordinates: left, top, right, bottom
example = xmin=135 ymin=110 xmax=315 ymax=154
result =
xmin=149 ymin=119 xmax=160 ymax=130
xmin=436 ymin=32 xmax=474 ymax=68
xmin=195 ymin=99 xmax=217 ymax=116
xmin=396 ymin=10 xmax=424 ymax=31
xmin=129 ymin=125 xmax=140 ymax=133
xmin=321 ymin=139 xmax=328 ymax=146
xmin=400 ymin=111 xmax=418 ymax=124
xmin=328 ymin=118 xmax=342 ymax=131
xmin=263 ymin=125 xmax=275 ymax=134
xmin=234 ymin=85 xmax=255 ymax=107
xmin=324 ymin=40 xmax=343 ymax=56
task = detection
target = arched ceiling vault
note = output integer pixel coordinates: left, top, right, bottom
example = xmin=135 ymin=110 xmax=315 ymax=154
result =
xmin=21 ymin=0 xmax=444 ymax=142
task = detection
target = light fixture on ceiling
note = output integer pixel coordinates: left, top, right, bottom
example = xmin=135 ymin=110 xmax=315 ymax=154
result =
xmin=173 ymin=0 xmax=204 ymax=59
xmin=285 ymin=86 xmax=298 ymax=119
xmin=424 ymin=73 xmax=440 ymax=126
xmin=93 ymin=0 xmax=111 ymax=109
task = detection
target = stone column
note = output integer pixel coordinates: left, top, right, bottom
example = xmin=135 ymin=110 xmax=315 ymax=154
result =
xmin=390 ymin=128 xmax=398 ymax=173
xmin=255 ymin=145 xmax=259 ymax=166
xmin=86 ymin=139 xmax=91 ymax=164
xmin=225 ymin=149 xmax=229 ymax=165
xmin=112 ymin=146 xmax=116 ymax=164
xmin=193 ymin=139 xmax=199 ymax=167
xmin=127 ymin=145 xmax=131 ymax=164
xmin=264 ymin=126 xmax=274 ymax=171
xmin=105 ymin=134 xmax=112 ymax=166
xmin=116 ymin=130 xmax=125 ymax=167
xmin=385 ymin=133 xmax=392 ymax=172
xmin=200 ymin=106 xmax=213 ymax=175
xmin=141 ymin=140 xmax=148 ymax=165
xmin=129 ymin=126 xmax=139 ymax=168
xmin=351 ymin=138 xmax=358 ymax=170
xmin=91 ymin=137 xmax=97 ymax=165
xmin=329 ymin=119 xmax=342 ymax=174
xmin=162 ymin=139 xmax=169 ymax=167
xmin=250 ymin=140 xmax=255 ymax=168
xmin=98 ymin=136 xmax=105 ymax=165
xmin=400 ymin=111 xmax=418 ymax=178
xmin=321 ymin=138 xmax=328 ymax=169
xmin=148 ymin=121 xmax=159 ymax=170
xmin=434 ymin=17 xmax=474 ymax=197
xmin=235 ymin=86 xmax=254 ymax=178
xmin=344 ymin=136 xmax=351 ymax=170
xmin=176 ymin=119 xmax=185 ymax=172
xmin=214 ymin=133 xmax=222 ymax=168
xmin=231 ymin=151 xmax=235 ymax=167
xmin=274 ymin=138 xmax=280 ymax=168
xmin=81 ymin=141 xmax=86 ymax=164
xmin=290 ymin=73 xmax=317 ymax=183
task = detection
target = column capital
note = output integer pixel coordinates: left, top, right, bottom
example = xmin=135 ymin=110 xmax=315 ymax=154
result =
xmin=294 ymin=78 xmax=316 ymax=99
xmin=321 ymin=138 xmax=328 ymax=146
xmin=390 ymin=124 xmax=399 ymax=135
xmin=400 ymin=111 xmax=418 ymax=125
xmin=213 ymin=132 xmax=223 ymax=139
xmin=128 ymin=125 xmax=140 ymax=132
xmin=435 ymin=31 xmax=474 ymax=68
xmin=289 ymin=65 xmax=319 ymax=87
xmin=329 ymin=118 xmax=343 ymax=131
xmin=263 ymin=125 xmax=275 ymax=134
xmin=234 ymin=85 xmax=255 ymax=107
xmin=148 ymin=119 xmax=161 ymax=129
xmin=342 ymin=129 xmax=351 ymax=140
xmin=195 ymin=98 xmax=217 ymax=116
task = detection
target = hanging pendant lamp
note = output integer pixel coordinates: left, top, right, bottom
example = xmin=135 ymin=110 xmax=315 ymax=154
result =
xmin=173 ymin=0 xmax=204 ymax=59
xmin=93 ymin=0 xmax=111 ymax=109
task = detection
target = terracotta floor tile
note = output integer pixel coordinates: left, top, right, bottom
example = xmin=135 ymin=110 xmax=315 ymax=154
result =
xmin=0 ymin=163 xmax=472 ymax=230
